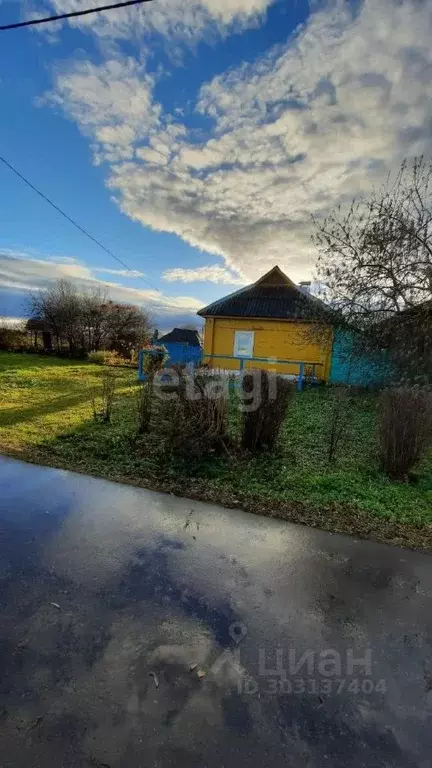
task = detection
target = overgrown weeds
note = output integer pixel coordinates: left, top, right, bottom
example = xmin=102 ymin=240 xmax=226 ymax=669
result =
xmin=88 ymin=350 xmax=127 ymax=366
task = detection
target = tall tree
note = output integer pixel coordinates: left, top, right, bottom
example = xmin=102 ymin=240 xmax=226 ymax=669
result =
xmin=313 ymin=156 xmax=432 ymax=380
xmin=103 ymin=301 xmax=151 ymax=355
xmin=29 ymin=279 xmax=83 ymax=354
xmin=80 ymin=287 xmax=109 ymax=351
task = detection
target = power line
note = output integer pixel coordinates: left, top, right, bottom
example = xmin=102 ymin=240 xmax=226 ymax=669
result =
xmin=0 ymin=153 xmax=168 ymax=297
xmin=0 ymin=0 xmax=153 ymax=31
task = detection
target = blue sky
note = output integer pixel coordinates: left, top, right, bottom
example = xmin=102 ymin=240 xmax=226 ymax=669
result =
xmin=0 ymin=0 xmax=431 ymax=329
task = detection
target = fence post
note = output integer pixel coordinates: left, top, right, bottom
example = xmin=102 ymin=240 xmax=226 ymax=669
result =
xmin=138 ymin=349 xmax=144 ymax=381
xmin=297 ymin=362 xmax=304 ymax=393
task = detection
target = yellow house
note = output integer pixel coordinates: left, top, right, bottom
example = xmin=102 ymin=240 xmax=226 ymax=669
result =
xmin=197 ymin=266 xmax=333 ymax=380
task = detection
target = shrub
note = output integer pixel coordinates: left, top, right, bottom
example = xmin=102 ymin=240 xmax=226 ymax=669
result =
xmin=142 ymin=345 xmax=168 ymax=377
xmin=240 ymin=370 xmax=294 ymax=453
xmin=155 ymin=368 xmax=228 ymax=458
xmin=135 ymin=347 xmax=169 ymax=435
xmin=136 ymin=381 xmax=153 ymax=435
xmin=92 ymin=370 xmax=117 ymax=423
xmin=0 ymin=326 xmax=28 ymax=352
xmin=88 ymin=351 xmax=106 ymax=365
xmin=378 ymin=387 xmax=432 ymax=480
xmin=88 ymin=350 xmax=126 ymax=366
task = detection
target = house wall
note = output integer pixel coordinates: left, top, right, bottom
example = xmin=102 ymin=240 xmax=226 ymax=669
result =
xmin=329 ymin=330 xmax=392 ymax=386
xmin=203 ymin=317 xmax=332 ymax=380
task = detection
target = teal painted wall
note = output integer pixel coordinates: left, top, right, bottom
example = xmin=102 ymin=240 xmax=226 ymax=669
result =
xmin=330 ymin=330 xmax=392 ymax=387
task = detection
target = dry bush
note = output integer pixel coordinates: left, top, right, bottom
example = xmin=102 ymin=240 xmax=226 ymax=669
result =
xmin=88 ymin=350 xmax=126 ymax=366
xmin=241 ymin=370 xmax=294 ymax=453
xmin=92 ymin=370 xmax=116 ymax=423
xmin=326 ymin=386 xmax=350 ymax=464
xmin=136 ymin=381 xmax=153 ymax=435
xmin=155 ymin=369 xmax=228 ymax=458
xmin=88 ymin=350 xmax=108 ymax=365
xmin=378 ymin=387 xmax=432 ymax=480
xmin=0 ymin=324 xmax=29 ymax=351
xmin=142 ymin=345 xmax=168 ymax=377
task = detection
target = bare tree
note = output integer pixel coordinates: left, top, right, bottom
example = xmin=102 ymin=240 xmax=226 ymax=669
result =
xmin=313 ymin=156 xmax=432 ymax=381
xmin=80 ymin=287 xmax=108 ymax=351
xmin=103 ymin=301 xmax=151 ymax=356
xmin=29 ymin=279 xmax=83 ymax=354
xmin=378 ymin=387 xmax=432 ymax=480
xmin=27 ymin=281 xmax=152 ymax=358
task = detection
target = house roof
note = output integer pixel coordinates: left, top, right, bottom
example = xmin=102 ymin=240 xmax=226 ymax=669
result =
xmin=158 ymin=327 xmax=201 ymax=345
xmin=197 ymin=266 xmax=327 ymax=321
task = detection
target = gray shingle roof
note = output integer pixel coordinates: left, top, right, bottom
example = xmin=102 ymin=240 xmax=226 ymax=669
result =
xmin=197 ymin=266 xmax=326 ymax=321
xmin=158 ymin=328 xmax=201 ymax=345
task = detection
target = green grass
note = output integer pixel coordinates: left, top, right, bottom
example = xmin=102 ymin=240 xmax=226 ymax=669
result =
xmin=1 ymin=351 xmax=431 ymax=550
xmin=0 ymin=352 xmax=136 ymax=451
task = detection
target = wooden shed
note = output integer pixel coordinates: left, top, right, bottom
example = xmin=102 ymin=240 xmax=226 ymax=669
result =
xmin=157 ymin=327 xmax=202 ymax=366
xmin=26 ymin=317 xmax=52 ymax=350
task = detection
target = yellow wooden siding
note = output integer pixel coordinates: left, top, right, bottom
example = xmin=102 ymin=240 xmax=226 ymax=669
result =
xmin=202 ymin=317 xmax=332 ymax=380
xmin=203 ymin=317 xmax=215 ymax=356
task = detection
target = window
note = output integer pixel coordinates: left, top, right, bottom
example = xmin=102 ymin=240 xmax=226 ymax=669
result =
xmin=234 ymin=330 xmax=254 ymax=358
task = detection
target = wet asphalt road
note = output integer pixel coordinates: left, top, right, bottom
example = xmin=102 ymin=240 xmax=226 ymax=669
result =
xmin=0 ymin=456 xmax=431 ymax=768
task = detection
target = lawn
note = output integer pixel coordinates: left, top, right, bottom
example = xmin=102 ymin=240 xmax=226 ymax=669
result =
xmin=1 ymin=351 xmax=431 ymax=550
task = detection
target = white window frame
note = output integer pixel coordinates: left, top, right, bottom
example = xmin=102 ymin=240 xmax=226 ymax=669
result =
xmin=234 ymin=330 xmax=255 ymax=358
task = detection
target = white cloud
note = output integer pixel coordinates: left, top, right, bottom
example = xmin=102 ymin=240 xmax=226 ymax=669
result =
xmin=46 ymin=58 xmax=160 ymax=163
xmin=48 ymin=0 xmax=432 ymax=281
xmin=162 ymin=264 xmax=245 ymax=284
xmin=42 ymin=0 xmax=273 ymax=41
xmin=93 ymin=266 xmax=146 ymax=278
xmin=0 ymin=251 xmax=203 ymax=326
xmin=0 ymin=316 xmax=26 ymax=328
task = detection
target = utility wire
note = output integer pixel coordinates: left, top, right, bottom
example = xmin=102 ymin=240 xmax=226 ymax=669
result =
xmin=0 ymin=153 xmax=170 ymax=298
xmin=0 ymin=0 xmax=153 ymax=31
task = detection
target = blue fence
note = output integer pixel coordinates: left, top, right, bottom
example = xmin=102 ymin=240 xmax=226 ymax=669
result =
xmin=202 ymin=354 xmax=322 ymax=392
xmin=138 ymin=349 xmax=322 ymax=392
